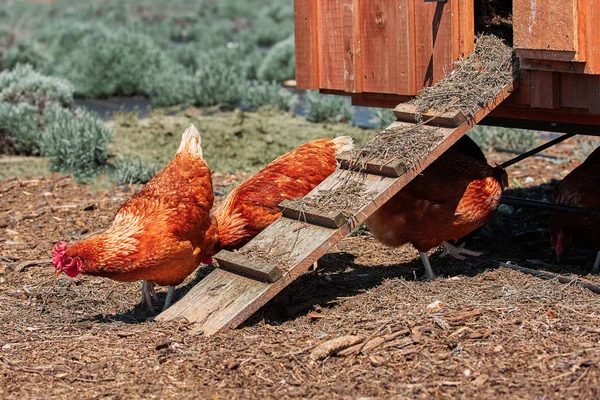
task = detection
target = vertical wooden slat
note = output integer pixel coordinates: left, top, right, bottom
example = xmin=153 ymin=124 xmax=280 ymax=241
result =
xmin=317 ymin=0 xmax=346 ymax=90
xmin=560 ymin=73 xmax=590 ymax=109
xmin=530 ymin=70 xmax=561 ymax=109
xmin=359 ymin=0 xmax=414 ymax=95
xmin=413 ymin=0 xmax=454 ymax=89
xmin=588 ymin=75 xmax=600 ymax=114
xmin=342 ymin=0 xmax=361 ymax=93
xmin=585 ymin=0 xmax=600 ymax=74
xmin=294 ymin=0 xmax=320 ymax=89
xmin=457 ymin=0 xmax=474 ymax=59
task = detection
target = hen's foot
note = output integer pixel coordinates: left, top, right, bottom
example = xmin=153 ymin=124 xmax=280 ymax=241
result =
xmin=141 ymin=280 xmax=157 ymax=311
xmin=419 ymin=252 xmax=436 ymax=281
xmin=593 ymin=251 xmax=600 ymax=273
xmin=439 ymin=241 xmax=482 ymax=260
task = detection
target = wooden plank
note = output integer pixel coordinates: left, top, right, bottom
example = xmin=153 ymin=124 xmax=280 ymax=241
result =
xmin=157 ymin=82 xmax=517 ymax=335
xmin=359 ymin=0 xmax=415 ymax=95
xmin=393 ymin=103 xmax=466 ymax=127
xmin=317 ymin=0 xmax=346 ymax=90
xmin=293 ymin=0 xmax=319 ymax=89
xmin=279 ymin=200 xmax=347 ymax=228
xmin=588 ymin=75 xmax=600 ymax=114
xmin=490 ymin=103 xmax=600 ymax=126
xmin=336 ymin=152 xmax=405 ymax=177
xmin=560 ymin=73 xmax=590 ymax=109
xmin=342 ymin=0 xmax=361 ymax=93
xmin=413 ymin=0 xmax=454 ymax=89
xmin=514 ymin=0 xmax=581 ymax=59
xmin=214 ymin=250 xmax=282 ymax=283
xmin=530 ymin=70 xmax=561 ymax=109
xmin=457 ymin=0 xmax=474 ymax=59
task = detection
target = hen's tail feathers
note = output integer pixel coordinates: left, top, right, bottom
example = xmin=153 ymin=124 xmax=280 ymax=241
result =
xmin=177 ymin=124 xmax=203 ymax=158
xmin=332 ymin=136 xmax=354 ymax=155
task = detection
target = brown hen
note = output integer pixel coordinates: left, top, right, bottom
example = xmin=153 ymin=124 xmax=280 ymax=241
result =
xmin=52 ymin=125 xmax=218 ymax=310
xmin=366 ymin=135 xmax=508 ymax=279
xmin=550 ymin=146 xmax=600 ymax=271
xmin=212 ymin=136 xmax=353 ymax=253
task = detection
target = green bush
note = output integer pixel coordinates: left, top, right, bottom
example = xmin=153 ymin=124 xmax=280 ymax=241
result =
xmin=0 ymin=64 xmax=73 ymax=109
xmin=0 ymin=102 xmax=39 ymax=155
xmin=0 ymin=65 xmax=74 ymax=155
xmin=243 ymin=81 xmax=296 ymax=111
xmin=41 ymin=106 xmax=112 ymax=180
xmin=147 ymin=62 xmax=196 ymax=107
xmin=257 ymin=36 xmax=295 ymax=82
xmin=305 ymin=91 xmax=353 ymax=124
xmin=2 ymin=39 xmax=50 ymax=70
xmin=49 ymin=25 xmax=165 ymax=97
xmin=370 ymin=108 xmax=397 ymax=129
xmin=191 ymin=48 xmax=248 ymax=107
xmin=112 ymin=155 xmax=160 ymax=184
xmin=468 ymin=125 xmax=537 ymax=152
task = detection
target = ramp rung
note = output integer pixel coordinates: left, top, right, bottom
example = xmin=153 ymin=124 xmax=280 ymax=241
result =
xmin=214 ymin=250 xmax=282 ymax=283
xmin=279 ymin=200 xmax=347 ymax=228
xmin=336 ymin=152 xmax=406 ymax=177
xmin=393 ymin=103 xmax=466 ymax=127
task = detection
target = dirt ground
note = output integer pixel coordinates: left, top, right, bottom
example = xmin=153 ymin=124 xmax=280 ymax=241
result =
xmin=1 ymin=135 xmax=600 ymax=399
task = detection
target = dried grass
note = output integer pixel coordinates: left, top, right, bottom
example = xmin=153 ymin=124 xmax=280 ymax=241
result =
xmin=411 ymin=34 xmax=516 ymax=121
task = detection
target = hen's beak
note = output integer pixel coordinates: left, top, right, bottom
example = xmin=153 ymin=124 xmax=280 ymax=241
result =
xmin=55 ymin=270 xmax=62 ymax=277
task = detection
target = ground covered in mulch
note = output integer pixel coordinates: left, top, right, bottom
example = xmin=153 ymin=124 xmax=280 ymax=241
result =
xmin=1 ymin=136 xmax=600 ymax=399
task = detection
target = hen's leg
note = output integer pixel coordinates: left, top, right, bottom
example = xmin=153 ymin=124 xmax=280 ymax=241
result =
xmin=419 ymin=252 xmax=436 ymax=281
xmin=440 ymin=241 xmax=482 ymax=260
xmin=593 ymin=251 xmax=600 ymax=273
xmin=162 ymin=286 xmax=175 ymax=311
xmin=141 ymin=280 xmax=156 ymax=311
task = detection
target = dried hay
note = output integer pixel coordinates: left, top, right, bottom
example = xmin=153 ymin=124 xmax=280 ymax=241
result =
xmin=346 ymin=34 xmax=515 ymax=175
xmin=287 ymin=179 xmax=375 ymax=219
xmin=411 ymin=34 xmax=517 ymax=121
xmin=349 ymin=124 xmax=445 ymax=173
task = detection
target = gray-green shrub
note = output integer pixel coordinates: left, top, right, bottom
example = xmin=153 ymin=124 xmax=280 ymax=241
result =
xmin=113 ymin=155 xmax=160 ymax=184
xmin=468 ymin=125 xmax=537 ymax=152
xmin=370 ymin=108 xmax=397 ymax=129
xmin=42 ymin=106 xmax=112 ymax=180
xmin=305 ymin=91 xmax=353 ymax=124
xmin=50 ymin=25 xmax=165 ymax=97
xmin=2 ymin=39 xmax=50 ymax=70
xmin=243 ymin=81 xmax=296 ymax=111
xmin=0 ymin=65 xmax=74 ymax=155
xmin=257 ymin=36 xmax=295 ymax=82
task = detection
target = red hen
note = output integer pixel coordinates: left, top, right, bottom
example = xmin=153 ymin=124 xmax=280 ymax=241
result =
xmin=550 ymin=146 xmax=600 ymax=271
xmin=366 ymin=135 xmax=508 ymax=279
xmin=52 ymin=125 xmax=218 ymax=310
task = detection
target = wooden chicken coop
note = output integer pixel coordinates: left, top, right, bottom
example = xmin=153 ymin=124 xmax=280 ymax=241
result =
xmin=295 ymin=0 xmax=600 ymax=132
xmin=159 ymin=0 xmax=600 ymax=335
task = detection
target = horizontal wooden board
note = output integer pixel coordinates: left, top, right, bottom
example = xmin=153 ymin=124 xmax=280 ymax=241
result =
xmin=279 ymin=199 xmax=347 ymax=229
xmin=336 ymin=152 xmax=406 ymax=177
xmin=215 ymin=250 xmax=282 ymax=283
xmin=393 ymin=103 xmax=466 ymax=127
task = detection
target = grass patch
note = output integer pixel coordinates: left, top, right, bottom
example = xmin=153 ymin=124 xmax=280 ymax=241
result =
xmin=109 ymin=109 xmax=377 ymax=174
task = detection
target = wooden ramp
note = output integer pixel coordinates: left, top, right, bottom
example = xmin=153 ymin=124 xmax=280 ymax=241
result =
xmin=156 ymin=84 xmax=516 ymax=335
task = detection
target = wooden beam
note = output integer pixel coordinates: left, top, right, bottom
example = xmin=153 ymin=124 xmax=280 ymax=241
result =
xmin=214 ymin=250 xmax=282 ymax=283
